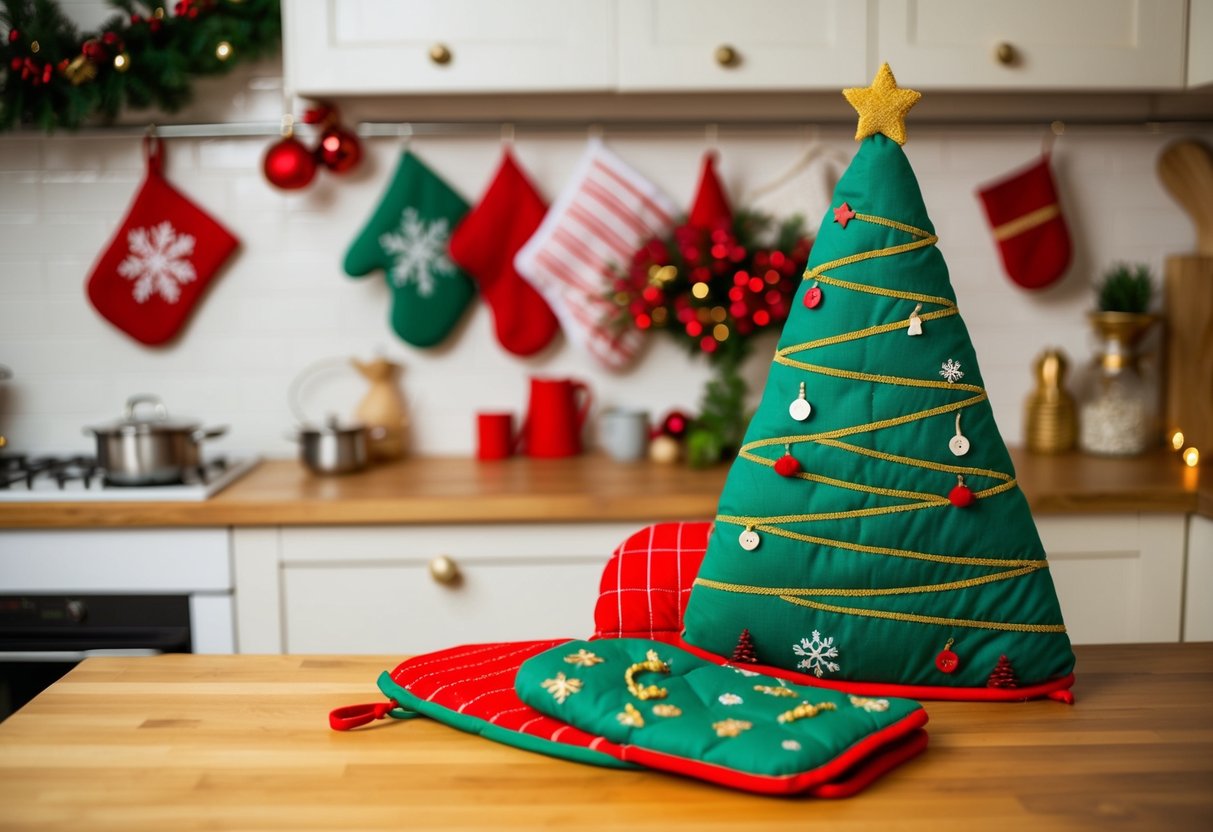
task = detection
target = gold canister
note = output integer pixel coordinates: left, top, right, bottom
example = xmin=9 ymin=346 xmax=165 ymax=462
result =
xmin=1025 ymin=348 xmax=1077 ymax=453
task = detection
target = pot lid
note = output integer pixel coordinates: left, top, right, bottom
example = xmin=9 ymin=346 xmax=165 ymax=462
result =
xmin=88 ymin=395 xmax=201 ymax=434
xmin=297 ymin=415 xmax=366 ymax=437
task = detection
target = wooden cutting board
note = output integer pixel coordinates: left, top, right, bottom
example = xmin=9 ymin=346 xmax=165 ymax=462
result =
xmin=1164 ymin=254 xmax=1213 ymax=456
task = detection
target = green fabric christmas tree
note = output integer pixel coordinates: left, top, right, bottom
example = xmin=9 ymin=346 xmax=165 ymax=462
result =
xmin=682 ymin=65 xmax=1075 ymax=700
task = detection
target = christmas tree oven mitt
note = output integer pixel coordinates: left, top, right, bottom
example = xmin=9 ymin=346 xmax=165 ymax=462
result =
xmin=516 ymin=638 xmax=928 ymax=797
xmin=329 ymin=640 xmax=634 ymax=771
xmin=86 ymin=135 xmax=238 ymax=345
xmin=343 ymin=150 xmax=476 ymax=347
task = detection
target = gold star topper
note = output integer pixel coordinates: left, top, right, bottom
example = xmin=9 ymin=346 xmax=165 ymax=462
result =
xmin=843 ymin=63 xmax=922 ymax=146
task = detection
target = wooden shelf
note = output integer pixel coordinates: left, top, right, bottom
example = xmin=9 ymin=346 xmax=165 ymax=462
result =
xmin=0 ymin=448 xmax=1203 ymax=529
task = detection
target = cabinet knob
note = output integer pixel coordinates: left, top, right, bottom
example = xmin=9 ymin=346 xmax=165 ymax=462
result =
xmin=429 ymin=43 xmax=452 ymax=66
xmin=428 ymin=554 xmax=462 ymax=585
xmin=994 ymin=42 xmax=1017 ymax=66
xmin=714 ymin=44 xmax=739 ymax=68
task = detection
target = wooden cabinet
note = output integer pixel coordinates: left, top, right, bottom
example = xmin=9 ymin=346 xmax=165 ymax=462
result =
xmin=616 ymin=0 xmax=865 ymax=91
xmin=282 ymin=0 xmax=615 ymax=94
xmin=874 ymin=0 xmax=1188 ymax=90
xmin=232 ymin=523 xmax=639 ymax=654
xmin=283 ymin=0 xmax=1195 ymax=95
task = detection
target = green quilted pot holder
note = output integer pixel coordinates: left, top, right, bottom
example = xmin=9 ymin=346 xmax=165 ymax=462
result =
xmin=515 ymin=638 xmax=928 ymax=796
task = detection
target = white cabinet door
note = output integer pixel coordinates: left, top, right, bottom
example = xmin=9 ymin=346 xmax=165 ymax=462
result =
xmin=282 ymin=0 xmax=615 ymax=94
xmin=617 ymin=0 xmax=867 ymax=91
xmin=1041 ymin=514 xmax=1187 ymax=645
xmin=875 ymin=0 xmax=1187 ymax=90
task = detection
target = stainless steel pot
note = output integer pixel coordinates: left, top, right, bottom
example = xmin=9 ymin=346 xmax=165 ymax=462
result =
xmin=84 ymin=394 xmax=228 ymax=485
xmin=294 ymin=417 xmax=370 ymax=475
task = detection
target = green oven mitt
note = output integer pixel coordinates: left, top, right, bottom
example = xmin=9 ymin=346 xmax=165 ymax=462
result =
xmin=515 ymin=638 xmax=928 ymax=796
xmin=343 ymin=150 xmax=475 ymax=347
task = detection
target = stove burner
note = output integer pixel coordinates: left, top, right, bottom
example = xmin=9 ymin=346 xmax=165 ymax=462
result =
xmin=0 ymin=453 xmax=233 ymax=490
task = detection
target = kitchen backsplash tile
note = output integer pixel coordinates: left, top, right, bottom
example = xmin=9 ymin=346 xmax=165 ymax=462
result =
xmin=0 ymin=113 xmax=1207 ymax=457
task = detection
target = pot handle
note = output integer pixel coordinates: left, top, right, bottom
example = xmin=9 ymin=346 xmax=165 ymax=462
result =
xmin=191 ymin=425 xmax=229 ymax=442
xmin=125 ymin=394 xmax=169 ymax=421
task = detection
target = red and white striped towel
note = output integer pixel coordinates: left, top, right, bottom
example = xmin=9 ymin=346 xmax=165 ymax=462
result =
xmin=514 ymin=139 xmax=677 ymax=370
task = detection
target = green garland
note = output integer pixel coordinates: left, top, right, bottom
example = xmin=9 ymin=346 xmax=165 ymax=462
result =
xmin=1 ymin=0 xmax=280 ymax=132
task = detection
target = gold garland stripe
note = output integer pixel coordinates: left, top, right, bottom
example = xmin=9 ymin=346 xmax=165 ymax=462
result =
xmin=852 ymin=212 xmax=934 ymax=238
xmin=769 ymin=356 xmax=985 ymax=393
xmin=809 ymin=272 xmax=955 ymax=309
xmin=777 ymin=595 xmax=1067 ymax=633
xmin=741 ymin=392 xmax=987 ymax=449
xmin=694 ymin=564 xmax=1045 ymax=599
xmin=779 ymin=307 xmax=958 ymax=354
xmin=737 ymin=449 xmax=945 ymax=502
xmin=719 ymin=521 xmax=1041 ymax=567
xmin=813 ymin=438 xmax=1013 ymax=482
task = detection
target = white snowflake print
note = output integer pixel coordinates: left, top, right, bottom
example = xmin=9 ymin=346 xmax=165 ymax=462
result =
xmin=718 ymin=693 xmax=743 ymax=706
xmin=939 ymin=359 xmax=965 ymax=384
xmin=379 ymin=207 xmax=456 ymax=296
xmin=792 ymin=631 xmax=841 ymax=678
xmin=540 ymin=672 xmax=582 ymax=704
xmin=117 ymin=220 xmax=197 ymax=304
xmin=848 ymin=695 xmax=890 ymax=713
xmin=781 ymin=739 xmax=802 ymax=751
xmin=563 ymin=649 xmax=603 ymax=668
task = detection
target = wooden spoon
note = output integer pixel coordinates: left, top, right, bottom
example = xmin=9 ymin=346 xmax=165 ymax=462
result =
xmin=1157 ymin=140 xmax=1213 ymax=256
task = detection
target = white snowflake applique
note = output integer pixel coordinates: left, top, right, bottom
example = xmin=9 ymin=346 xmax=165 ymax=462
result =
xmin=540 ymin=672 xmax=582 ymax=704
xmin=379 ymin=207 xmax=456 ymax=296
xmin=939 ymin=359 xmax=965 ymax=384
xmin=718 ymin=693 xmax=743 ymax=706
xmin=117 ymin=220 xmax=197 ymax=304
xmin=792 ymin=631 xmax=841 ymax=678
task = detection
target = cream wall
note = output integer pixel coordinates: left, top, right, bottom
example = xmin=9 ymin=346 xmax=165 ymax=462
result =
xmin=0 ymin=67 xmax=1207 ymax=458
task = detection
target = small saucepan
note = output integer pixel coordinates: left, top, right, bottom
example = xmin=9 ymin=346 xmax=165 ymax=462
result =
xmin=292 ymin=417 xmax=380 ymax=475
xmin=84 ymin=394 xmax=228 ymax=485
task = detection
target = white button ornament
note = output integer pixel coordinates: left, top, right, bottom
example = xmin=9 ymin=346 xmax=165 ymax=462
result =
xmin=788 ymin=382 xmax=812 ymax=421
xmin=949 ymin=411 xmax=970 ymax=457
xmin=738 ymin=528 xmax=761 ymax=551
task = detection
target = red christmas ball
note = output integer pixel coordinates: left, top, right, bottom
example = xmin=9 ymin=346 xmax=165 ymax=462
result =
xmin=948 ymin=482 xmax=975 ymax=508
xmin=774 ymin=453 xmax=801 ymax=477
xmin=803 ymin=285 xmax=823 ymax=309
xmin=263 ymin=135 xmax=317 ymax=191
xmin=316 ymin=126 xmax=363 ymax=174
xmin=659 ymin=410 xmax=691 ymax=440
xmin=935 ymin=648 xmax=959 ymax=673
xmin=8 ymin=28 xmax=20 ymax=43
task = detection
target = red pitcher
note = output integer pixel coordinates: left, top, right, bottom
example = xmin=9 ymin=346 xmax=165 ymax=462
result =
xmin=521 ymin=377 xmax=592 ymax=458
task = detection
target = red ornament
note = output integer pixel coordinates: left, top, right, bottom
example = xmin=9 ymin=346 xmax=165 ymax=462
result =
xmin=659 ymin=410 xmax=691 ymax=440
xmin=948 ymin=476 xmax=975 ymax=508
xmin=934 ymin=639 xmax=959 ymax=673
xmin=774 ymin=452 xmax=801 ymax=477
xmin=263 ymin=135 xmax=317 ymax=191
xmin=8 ymin=28 xmax=19 ymax=43
xmin=316 ymin=125 xmax=363 ymax=174
xmin=803 ymin=283 xmax=823 ymax=309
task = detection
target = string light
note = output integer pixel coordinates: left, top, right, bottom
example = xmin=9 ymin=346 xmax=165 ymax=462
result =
xmin=1183 ymin=447 xmax=1199 ymax=468
xmin=1171 ymin=431 xmax=1185 ymax=451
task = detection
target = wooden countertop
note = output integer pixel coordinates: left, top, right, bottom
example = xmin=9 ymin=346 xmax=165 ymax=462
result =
xmin=0 ymin=448 xmax=1204 ymax=528
xmin=0 ymin=644 xmax=1209 ymax=831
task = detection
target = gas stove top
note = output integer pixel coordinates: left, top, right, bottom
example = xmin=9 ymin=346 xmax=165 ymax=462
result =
xmin=0 ymin=454 xmax=260 ymax=502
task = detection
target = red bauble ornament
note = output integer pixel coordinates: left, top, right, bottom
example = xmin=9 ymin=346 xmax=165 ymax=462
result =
xmin=316 ymin=125 xmax=363 ymax=174
xmin=949 ymin=476 xmax=975 ymax=508
xmin=803 ymin=284 xmax=823 ymax=309
xmin=659 ymin=410 xmax=691 ymax=440
xmin=935 ymin=639 xmax=959 ymax=673
xmin=774 ymin=452 xmax=801 ymax=477
xmin=263 ymin=135 xmax=317 ymax=190
xmin=8 ymin=28 xmax=20 ymax=43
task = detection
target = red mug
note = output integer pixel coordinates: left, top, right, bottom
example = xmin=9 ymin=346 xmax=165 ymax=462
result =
xmin=520 ymin=377 xmax=591 ymax=458
xmin=476 ymin=412 xmax=515 ymax=461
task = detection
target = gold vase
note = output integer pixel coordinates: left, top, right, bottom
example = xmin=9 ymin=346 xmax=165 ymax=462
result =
xmin=1024 ymin=349 xmax=1077 ymax=453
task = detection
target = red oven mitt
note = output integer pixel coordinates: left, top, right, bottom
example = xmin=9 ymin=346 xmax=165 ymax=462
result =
xmin=86 ymin=135 xmax=239 ymax=345
xmin=977 ymin=155 xmax=1071 ymax=290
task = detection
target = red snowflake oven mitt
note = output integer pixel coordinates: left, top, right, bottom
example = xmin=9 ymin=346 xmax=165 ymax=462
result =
xmin=86 ymin=135 xmax=239 ymax=345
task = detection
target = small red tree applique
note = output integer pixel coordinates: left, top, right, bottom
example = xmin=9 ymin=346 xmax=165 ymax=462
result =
xmin=731 ymin=629 xmax=758 ymax=664
xmin=987 ymin=654 xmax=1019 ymax=688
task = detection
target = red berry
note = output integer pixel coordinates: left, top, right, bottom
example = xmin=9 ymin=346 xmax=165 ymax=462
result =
xmin=774 ymin=454 xmax=801 ymax=477
xmin=949 ymin=483 xmax=975 ymax=508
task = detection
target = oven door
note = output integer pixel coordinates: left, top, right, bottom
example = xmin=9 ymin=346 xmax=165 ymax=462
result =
xmin=0 ymin=595 xmax=192 ymax=720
